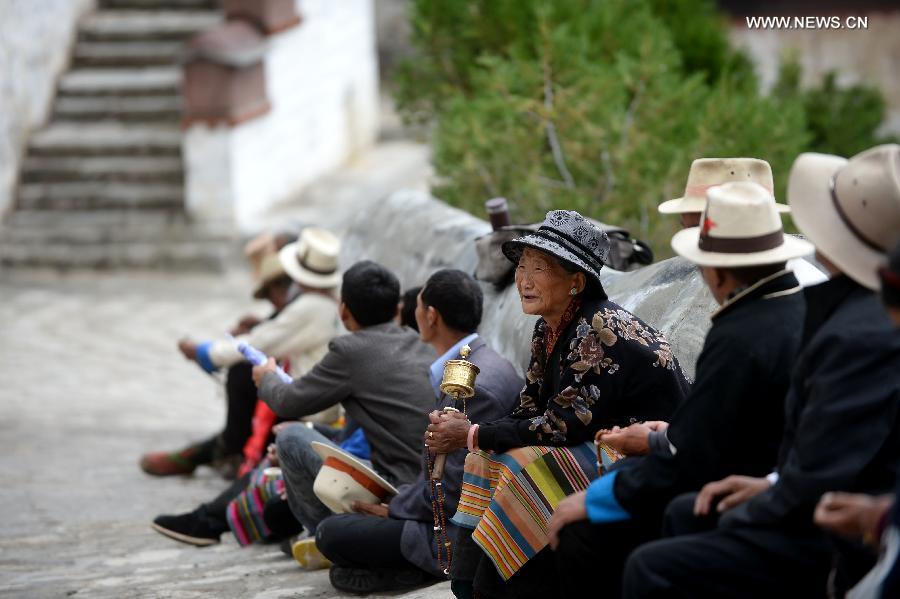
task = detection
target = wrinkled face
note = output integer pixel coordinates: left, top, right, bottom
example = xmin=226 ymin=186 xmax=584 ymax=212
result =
xmin=515 ymin=248 xmax=578 ymax=318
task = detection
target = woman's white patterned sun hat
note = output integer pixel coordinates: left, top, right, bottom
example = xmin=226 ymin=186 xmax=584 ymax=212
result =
xmin=501 ymin=210 xmax=610 ymax=287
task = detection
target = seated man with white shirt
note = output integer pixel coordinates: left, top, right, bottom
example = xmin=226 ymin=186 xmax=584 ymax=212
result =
xmin=315 ymin=269 xmax=523 ymax=595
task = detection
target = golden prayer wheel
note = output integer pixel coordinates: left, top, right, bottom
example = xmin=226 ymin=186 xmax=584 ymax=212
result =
xmin=431 ymin=345 xmax=480 ymax=480
xmin=439 ymin=348 xmax=480 ymax=399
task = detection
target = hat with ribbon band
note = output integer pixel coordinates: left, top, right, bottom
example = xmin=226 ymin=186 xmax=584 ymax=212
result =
xmin=672 ymin=181 xmax=813 ymax=267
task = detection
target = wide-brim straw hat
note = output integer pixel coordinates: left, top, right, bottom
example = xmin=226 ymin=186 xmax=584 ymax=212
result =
xmin=672 ymin=181 xmax=814 ymax=267
xmin=501 ymin=209 xmax=609 ymax=288
xmin=788 ymin=144 xmax=900 ymax=290
xmin=311 ymin=442 xmax=398 ymax=514
xmin=252 ymin=252 xmax=288 ymax=299
xmin=660 ymin=157 xmax=790 ymax=215
xmin=278 ymin=227 xmax=342 ymax=289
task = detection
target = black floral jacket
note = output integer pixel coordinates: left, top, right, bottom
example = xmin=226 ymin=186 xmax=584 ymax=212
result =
xmin=477 ymin=296 xmax=690 ymax=453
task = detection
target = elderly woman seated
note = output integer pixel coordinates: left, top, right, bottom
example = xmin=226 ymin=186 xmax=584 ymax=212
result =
xmin=427 ymin=210 xmax=690 ymax=597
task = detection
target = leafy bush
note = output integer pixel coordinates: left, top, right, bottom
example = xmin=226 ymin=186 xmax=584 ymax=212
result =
xmin=395 ymin=0 xmax=890 ymax=256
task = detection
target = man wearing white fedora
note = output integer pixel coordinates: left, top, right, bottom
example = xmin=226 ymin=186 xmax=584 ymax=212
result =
xmin=622 ymin=144 xmax=900 ymax=598
xmin=549 ymin=181 xmax=811 ymax=596
xmin=659 ymin=156 xmax=826 ymax=287
xmin=141 ymin=228 xmax=341 ymax=478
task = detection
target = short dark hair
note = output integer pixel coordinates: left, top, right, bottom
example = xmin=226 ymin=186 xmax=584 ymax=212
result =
xmin=724 ymin=262 xmax=787 ymax=287
xmin=400 ymin=286 xmax=422 ymax=331
xmin=421 ymin=270 xmax=483 ymax=333
xmin=341 ymin=260 xmax=400 ymax=327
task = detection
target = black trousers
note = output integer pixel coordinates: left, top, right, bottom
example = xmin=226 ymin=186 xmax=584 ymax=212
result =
xmin=622 ymin=526 xmax=832 ymax=598
xmin=555 ymin=516 xmax=661 ymax=598
xmin=662 ymin=492 xmax=720 ymax=537
xmin=197 ymin=471 xmax=301 ymax=539
xmin=315 ymin=513 xmax=417 ymax=570
xmin=221 ymin=362 xmax=259 ymax=455
xmin=197 ymin=471 xmax=253 ymax=535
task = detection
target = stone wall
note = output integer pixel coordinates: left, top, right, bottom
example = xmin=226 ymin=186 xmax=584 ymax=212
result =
xmin=183 ymin=0 xmax=380 ymax=233
xmin=0 ymin=0 xmax=95 ymax=218
xmin=337 ymin=189 xmax=715 ymax=378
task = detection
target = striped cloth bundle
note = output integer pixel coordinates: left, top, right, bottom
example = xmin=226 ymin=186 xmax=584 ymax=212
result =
xmin=451 ymin=442 xmax=598 ymax=580
xmin=226 ymin=459 xmax=284 ymax=546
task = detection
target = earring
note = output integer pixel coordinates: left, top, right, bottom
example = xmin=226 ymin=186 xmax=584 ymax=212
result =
xmin=570 ymin=287 xmax=578 ymax=296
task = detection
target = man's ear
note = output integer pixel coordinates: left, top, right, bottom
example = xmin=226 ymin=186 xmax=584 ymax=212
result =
xmin=427 ymin=305 xmax=440 ymax=328
xmin=712 ymin=267 xmax=728 ymax=291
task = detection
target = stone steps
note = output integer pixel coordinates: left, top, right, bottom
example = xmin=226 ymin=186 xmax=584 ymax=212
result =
xmin=53 ymin=95 xmax=181 ymax=122
xmin=98 ymin=0 xmax=219 ymax=10
xmin=4 ymin=0 xmax=230 ymax=271
xmin=18 ymin=182 xmax=183 ymax=211
xmin=79 ymin=10 xmax=221 ymax=42
xmin=72 ymin=41 xmax=186 ymax=68
xmin=58 ymin=68 xmax=180 ymax=97
xmin=22 ymin=156 xmax=183 ymax=183
xmin=0 ymin=239 xmax=233 ymax=270
xmin=28 ymin=123 xmax=182 ymax=157
xmin=0 ymin=210 xmax=234 ymax=270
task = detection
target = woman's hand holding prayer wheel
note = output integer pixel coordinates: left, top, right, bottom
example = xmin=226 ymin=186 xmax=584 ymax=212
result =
xmin=425 ymin=410 xmax=470 ymax=453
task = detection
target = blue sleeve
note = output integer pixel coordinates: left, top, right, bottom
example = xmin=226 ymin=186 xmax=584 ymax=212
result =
xmin=195 ymin=341 xmax=219 ymax=374
xmin=339 ymin=428 xmax=372 ymax=460
xmin=585 ymin=470 xmax=631 ymax=523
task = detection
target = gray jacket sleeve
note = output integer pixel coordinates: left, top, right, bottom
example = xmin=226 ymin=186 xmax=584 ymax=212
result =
xmin=258 ymin=338 xmax=353 ymax=419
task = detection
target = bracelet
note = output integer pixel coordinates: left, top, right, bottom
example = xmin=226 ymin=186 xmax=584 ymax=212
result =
xmin=467 ymin=424 xmax=479 ymax=452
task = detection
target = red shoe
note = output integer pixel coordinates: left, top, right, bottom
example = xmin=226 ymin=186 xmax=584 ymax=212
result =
xmin=140 ymin=445 xmax=203 ymax=476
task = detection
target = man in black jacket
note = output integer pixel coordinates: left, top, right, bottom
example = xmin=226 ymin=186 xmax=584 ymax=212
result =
xmin=314 ymin=269 xmax=522 ymax=594
xmin=547 ymin=181 xmax=813 ymax=596
xmin=622 ymin=144 xmax=900 ymax=597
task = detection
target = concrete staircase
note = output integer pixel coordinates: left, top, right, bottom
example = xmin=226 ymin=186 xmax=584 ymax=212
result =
xmin=0 ymin=0 xmax=235 ymax=270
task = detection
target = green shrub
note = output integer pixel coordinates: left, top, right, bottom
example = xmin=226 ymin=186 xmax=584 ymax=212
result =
xmin=395 ymin=0 xmax=890 ymax=257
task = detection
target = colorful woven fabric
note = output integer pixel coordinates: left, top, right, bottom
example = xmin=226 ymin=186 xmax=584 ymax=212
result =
xmin=451 ymin=442 xmax=597 ymax=580
xmin=226 ymin=459 xmax=284 ymax=546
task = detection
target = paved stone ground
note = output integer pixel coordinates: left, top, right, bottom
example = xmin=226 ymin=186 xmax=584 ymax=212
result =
xmin=0 ymin=267 xmax=452 ymax=598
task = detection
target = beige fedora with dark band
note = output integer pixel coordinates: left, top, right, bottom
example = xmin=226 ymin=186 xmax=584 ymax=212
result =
xmin=672 ymin=181 xmax=813 ymax=267
xmin=788 ymin=144 xmax=900 ymax=290
xmin=311 ymin=442 xmax=398 ymax=514
xmin=278 ymin=227 xmax=342 ymax=289
xmin=660 ymin=157 xmax=789 ymax=215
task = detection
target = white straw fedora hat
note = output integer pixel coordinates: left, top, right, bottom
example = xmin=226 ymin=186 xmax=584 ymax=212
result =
xmin=788 ymin=144 xmax=900 ymax=290
xmin=672 ymin=181 xmax=814 ymax=267
xmin=311 ymin=442 xmax=398 ymax=514
xmin=660 ymin=157 xmax=789 ymax=215
xmin=278 ymin=227 xmax=342 ymax=289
